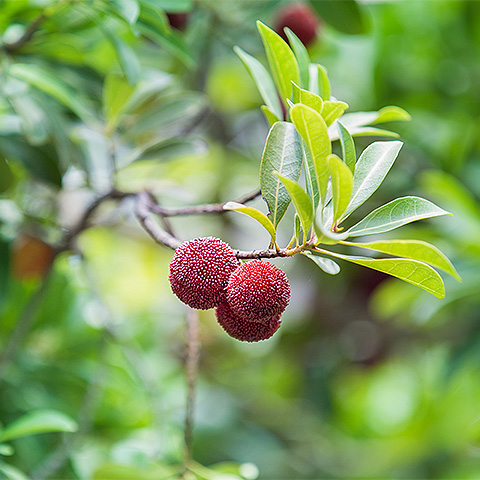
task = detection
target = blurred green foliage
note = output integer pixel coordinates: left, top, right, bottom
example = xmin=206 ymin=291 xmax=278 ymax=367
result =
xmin=0 ymin=0 xmax=480 ymax=479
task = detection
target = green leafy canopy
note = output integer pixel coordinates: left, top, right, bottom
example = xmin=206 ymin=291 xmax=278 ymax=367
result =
xmin=233 ymin=22 xmax=458 ymax=296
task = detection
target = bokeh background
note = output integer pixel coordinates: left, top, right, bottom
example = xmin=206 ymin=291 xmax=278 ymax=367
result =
xmin=1 ymin=0 xmax=480 ymax=478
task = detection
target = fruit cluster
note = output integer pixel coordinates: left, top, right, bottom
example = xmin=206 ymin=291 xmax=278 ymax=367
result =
xmin=169 ymin=237 xmax=290 ymax=342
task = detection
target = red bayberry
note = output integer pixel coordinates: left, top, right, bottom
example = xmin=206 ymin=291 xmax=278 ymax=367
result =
xmin=226 ymin=260 xmax=290 ymax=323
xmin=274 ymin=2 xmax=319 ymax=47
xmin=167 ymin=12 xmax=188 ymax=31
xmin=169 ymin=237 xmax=239 ymax=310
xmin=216 ymin=301 xmax=281 ymax=342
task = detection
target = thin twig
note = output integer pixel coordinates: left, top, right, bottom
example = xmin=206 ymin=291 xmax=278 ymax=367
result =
xmin=3 ymin=13 xmax=47 ymax=52
xmin=184 ymin=307 xmax=200 ymax=469
xmin=150 ymin=189 xmax=261 ymax=217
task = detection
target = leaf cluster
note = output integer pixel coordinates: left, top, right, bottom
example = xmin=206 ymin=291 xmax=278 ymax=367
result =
xmin=229 ymin=22 xmax=459 ymax=299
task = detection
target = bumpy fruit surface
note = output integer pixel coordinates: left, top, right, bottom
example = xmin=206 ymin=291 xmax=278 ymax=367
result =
xmin=169 ymin=237 xmax=239 ymax=310
xmin=275 ymin=2 xmax=319 ymax=47
xmin=216 ymin=301 xmax=281 ymax=342
xmin=226 ymin=260 xmax=290 ymax=323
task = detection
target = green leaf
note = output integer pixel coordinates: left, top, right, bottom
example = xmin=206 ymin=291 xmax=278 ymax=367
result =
xmin=0 ymin=410 xmax=78 ymax=442
xmin=302 ymin=251 xmax=340 ymax=275
xmin=274 ymin=173 xmax=313 ymax=235
xmin=103 ymin=73 xmax=135 ymax=130
xmin=343 ymin=239 xmax=461 ymax=281
xmin=343 ymin=140 xmax=403 ymax=220
xmin=322 ymin=101 xmax=348 ymax=127
xmin=284 ymin=28 xmax=310 ymax=88
xmin=155 ymin=0 xmax=193 ymax=11
xmin=260 ymin=105 xmax=280 ymax=126
xmin=290 ymin=104 xmax=331 ymax=203
xmin=314 ymin=211 xmax=350 ymax=245
xmin=8 ymin=64 xmax=95 ymax=125
xmin=108 ymin=0 xmax=140 ymax=25
xmin=317 ymin=64 xmax=331 ymax=101
xmin=340 ymin=106 xmax=411 ymax=129
xmin=310 ymin=0 xmax=370 ymax=35
xmin=337 ymin=121 xmax=355 ymax=173
xmin=347 ymin=196 xmax=450 ymax=237
xmin=308 ymin=64 xmax=319 ymax=95
xmin=0 ymin=134 xmax=62 ymax=186
xmin=126 ymin=137 xmax=204 ymax=165
xmin=101 ymin=26 xmax=140 ymax=85
xmin=328 ymin=154 xmax=353 ymax=224
xmin=224 ymin=201 xmax=276 ymax=243
xmin=292 ymin=83 xmax=323 ymax=114
xmin=0 ymin=461 xmax=28 ymax=480
xmin=0 ymin=157 xmax=14 ymax=193
xmin=0 ymin=444 xmax=14 ymax=456
xmin=317 ymin=249 xmax=445 ymax=299
xmin=260 ymin=122 xmax=303 ymax=227
xmin=294 ymin=213 xmax=303 ymax=242
xmin=8 ymin=94 xmax=48 ymax=145
xmin=137 ymin=21 xmax=194 ymax=68
xmin=303 ymin=146 xmax=320 ymax=211
xmin=256 ymin=21 xmax=300 ymax=103
xmin=234 ymin=46 xmax=283 ymax=120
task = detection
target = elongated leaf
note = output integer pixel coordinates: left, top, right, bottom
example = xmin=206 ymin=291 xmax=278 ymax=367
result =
xmin=317 ymin=249 xmax=445 ymax=298
xmin=322 ymin=100 xmax=348 ymax=126
xmin=337 ymin=121 xmax=355 ymax=173
xmin=328 ymin=154 xmax=353 ymax=224
xmin=292 ymin=83 xmax=323 ymax=113
xmin=8 ymin=64 xmax=95 ymax=124
xmin=103 ymin=73 xmax=135 ymax=130
xmin=347 ymin=196 xmax=450 ymax=237
xmin=284 ymin=28 xmax=310 ymax=88
xmin=302 ymin=251 xmax=340 ymax=275
xmin=0 ymin=444 xmax=14 ymax=456
xmin=103 ymin=27 xmax=140 ymax=85
xmin=257 ymin=21 xmax=300 ymax=102
xmin=343 ymin=239 xmax=461 ymax=281
xmin=303 ymin=146 xmax=320 ymax=211
xmin=294 ymin=213 xmax=303 ymax=242
xmin=290 ymin=104 xmax=331 ymax=202
xmin=343 ymin=140 xmax=403 ymax=220
xmin=310 ymin=0 xmax=370 ymax=35
xmin=339 ymin=106 xmax=411 ymax=129
xmin=308 ymin=64 xmax=319 ymax=95
xmin=224 ymin=201 xmax=276 ymax=243
xmin=260 ymin=122 xmax=303 ymax=227
xmin=317 ymin=65 xmax=331 ymax=100
xmin=275 ymin=173 xmax=313 ymax=235
xmin=109 ymin=0 xmax=140 ymax=25
xmin=235 ymin=46 xmax=283 ymax=120
xmin=261 ymin=105 xmax=280 ymax=126
xmin=0 ymin=410 xmax=78 ymax=442
xmin=0 ymin=461 xmax=28 ymax=480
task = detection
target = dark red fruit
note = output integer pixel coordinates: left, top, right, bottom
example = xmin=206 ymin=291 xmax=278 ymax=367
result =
xmin=169 ymin=237 xmax=239 ymax=310
xmin=274 ymin=2 xmax=319 ymax=47
xmin=166 ymin=12 xmax=188 ymax=31
xmin=216 ymin=301 xmax=281 ymax=342
xmin=12 ymin=233 xmax=56 ymax=280
xmin=226 ymin=260 xmax=290 ymax=323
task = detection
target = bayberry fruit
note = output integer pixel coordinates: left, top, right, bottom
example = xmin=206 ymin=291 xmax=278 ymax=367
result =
xmin=166 ymin=12 xmax=188 ymax=31
xmin=274 ymin=2 xmax=319 ymax=47
xmin=216 ymin=301 xmax=281 ymax=342
xmin=226 ymin=260 xmax=290 ymax=323
xmin=169 ymin=237 xmax=239 ymax=310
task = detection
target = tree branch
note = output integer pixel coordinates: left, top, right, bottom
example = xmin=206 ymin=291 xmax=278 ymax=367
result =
xmin=150 ymin=189 xmax=261 ymax=217
xmin=3 ymin=13 xmax=47 ymax=53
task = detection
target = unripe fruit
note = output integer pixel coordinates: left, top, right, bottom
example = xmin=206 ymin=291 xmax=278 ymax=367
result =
xmin=169 ymin=237 xmax=239 ymax=310
xmin=216 ymin=301 xmax=281 ymax=342
xmin=274 ymin=2 xmax=319 ymax=47
xmin=226 ymin=260 xmax=290 ymax=323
